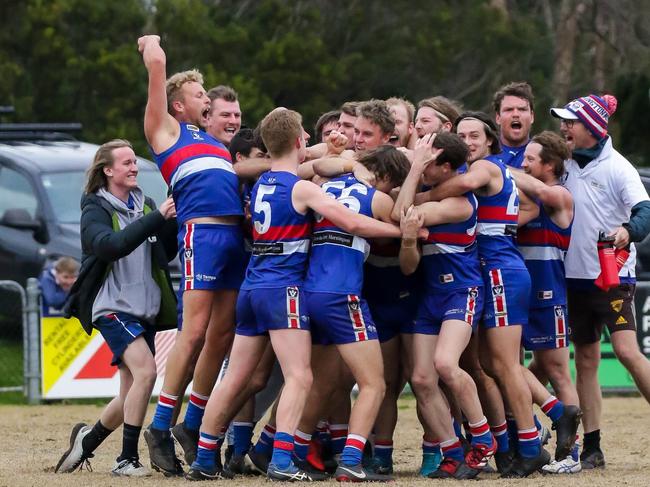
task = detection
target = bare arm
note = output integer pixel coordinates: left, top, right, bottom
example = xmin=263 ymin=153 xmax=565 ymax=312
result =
xmin=312 ymin=157 xmax=376 ymax=187
xmin=293 ymin=180 xmax=401 ymax=239
xmin=138 ymin=35 xmax=179 ymax=152
xmin=233 ymin=157 xmax=272 ymax=179
xmin=512 ymin=170 xmax=573 ymax=228
xmin=427 ymin=159 xmax=493 ymax=201
xmin=391 ymin=134 xmax=441 ymax=221
xmin=371 ymin=190 xmax=396 ymax=223
xmin=418 ymin=198 xmax=473 ymax=227
xmin=399 ymin=205 xmax=423 ymax=275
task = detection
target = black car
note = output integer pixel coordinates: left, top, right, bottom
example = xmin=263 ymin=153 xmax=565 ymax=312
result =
xmin=0 ymin=124 xmax=175 ymax=327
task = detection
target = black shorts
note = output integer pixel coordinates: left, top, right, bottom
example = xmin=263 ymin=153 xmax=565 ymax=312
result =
xmin=568 ymin=283 xmax=636 ymax=345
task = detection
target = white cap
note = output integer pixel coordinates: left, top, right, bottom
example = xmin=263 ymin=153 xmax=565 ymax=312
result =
xmin=549 ymin=107 xmax=579 ymax=120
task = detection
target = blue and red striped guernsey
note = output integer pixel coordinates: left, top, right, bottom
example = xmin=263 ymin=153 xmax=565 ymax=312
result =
xmin=150 ymin=123 xmax=242 ymax=224
xmin=517 ymin=203 xmax=572 ymax=308
xmin=475 ymin=159 xmax=526 ymax=270
xmin=421 ymin=193 xmax=482 ymax=291
xmin=240 ymin=171 xmax=312 ymax=290
xmin=304 ymin=174 xmax=376 ymax=295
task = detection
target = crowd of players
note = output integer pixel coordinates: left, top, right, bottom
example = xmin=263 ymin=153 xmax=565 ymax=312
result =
xmin=54 ymin=35 xmax=650 ymax=482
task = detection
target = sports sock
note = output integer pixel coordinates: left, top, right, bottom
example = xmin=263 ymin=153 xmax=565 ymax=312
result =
xmin=373 ymin=439 xmax=393 ymax=464
xmin=468 ymin=417 xmax=494 ymax=447
xmin=517 ymin=427 xmax=541 ymax=458
xmin=583 ymin=429 xmax=601 ymax=451
xmin=340 ymin=434 xmax=366 ymax=466
xmin=82 ymin=420 xmax=113 ymax=454
xmin=119 ymin=423 xmax=142 ymax=461
xmin=440 ymin=437 xmax=464 ymax=462
xmin=541 ymin=396 xmax=565 ymax=423
xmin=293 ymin=429 xmax=311 ymax=462
xmin=571 ymin=435 xmax=580 ymax=461
xmin=422 ymin=436 xmax=440 ymax=456
xmin=233 ymin=421 xmax=254 ymax=456
xmin=271 ymin=432 xmax=294 ymax=469
xmin=254 ymin=423 xmax=276 ymax=457
xmin=184 ymin=390 xmax=209 ymax=431
xmin=195 ymin=431 xmax=219 ymax=470
xmin=329 ymin=424 xmax=348 ymax=455
xmin=491 ymin=421 xmax=510 ymax=453
xmin=151 ymin=391 xmax=178 ymax=431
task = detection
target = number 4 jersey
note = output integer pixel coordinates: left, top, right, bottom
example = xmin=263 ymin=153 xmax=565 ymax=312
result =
xmin=304 ymin=174 xmax=377 ymax=295
xmin=240 ymin=171 xmax=313 ymax=290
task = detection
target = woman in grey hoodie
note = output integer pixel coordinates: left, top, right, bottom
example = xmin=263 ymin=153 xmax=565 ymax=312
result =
xmin=56 ymin=139 xmax=178 ymax=476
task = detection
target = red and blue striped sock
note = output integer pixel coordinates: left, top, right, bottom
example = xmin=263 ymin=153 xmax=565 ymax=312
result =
xmin=233 ymin=421 xmax=254 ymax=456
xmin=253 ymin=423 xmax=276 ymax=457
xmin=440 ymin=437 xmax=464 ymax=462
xmin=374 ymin=440 xmax=393 ymax=463
xmin=518 ymin=427 xmax=541 ymax=458
xmin=184 ymin=390 xmax=209 ymax=431
xmin=491 ymin=421 xmax=510 ymax=453
xmin=151 ymin=391 xmax=177 ymax=431
xmin=329 ymin=424 xmax=348 ymax=455
xmin=195 ymin=431 xmax=221 ymax=469
xmin=469 ymin=417 xmax=493 ymax=447
xmin=541 ymin=396 xmax=565 ymax=423
xmin=271 ymin=432 xmax=294 ymax=469
xmin=340 ymin=434 xmax=366 ymax=466
xmin=293 ymin=429 xmax=312 ymax=462
xmin=422 ymin=436 xmax=440 ymax=455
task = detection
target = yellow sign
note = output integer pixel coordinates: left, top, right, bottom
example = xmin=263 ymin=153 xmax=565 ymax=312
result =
xmin=41 ymin=316 xmax=95 ymax=395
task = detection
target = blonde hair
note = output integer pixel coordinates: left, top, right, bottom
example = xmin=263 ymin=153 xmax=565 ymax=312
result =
xmin=84 ymin=139 xmax=133 ymax=194
xmin=260 ymin=108 xmax=303 ymax=157
xmin=386 ymin=97 xmax=415 ymax=123
xmin=166 ymin=69 xmax=204 ymax=115
xmin=54 ymin=256 xmax=79 ymax=275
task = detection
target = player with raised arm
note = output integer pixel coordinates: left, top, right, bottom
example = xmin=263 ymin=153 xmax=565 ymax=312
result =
xmin=423 ymin=112 xmax=550 ymax=477
xmin=393 ymin=133 xmax=496 ymax=479
xmin=138 ymin=35 xmax=247 ymax=475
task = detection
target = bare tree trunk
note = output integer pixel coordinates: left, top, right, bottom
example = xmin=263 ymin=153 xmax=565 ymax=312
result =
xmin=489 ymin=0 xmax=509 ymax=20
xmin=593 ymin=3 xmax=608 ymax=92
xmin=552 ymin=0 xmax=586 ymax=106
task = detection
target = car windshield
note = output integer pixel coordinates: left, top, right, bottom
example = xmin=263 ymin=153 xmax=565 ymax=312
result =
xmin=41 ymin=168 xmax=169 ymax=224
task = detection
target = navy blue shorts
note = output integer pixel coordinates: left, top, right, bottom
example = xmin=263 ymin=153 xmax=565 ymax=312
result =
xmin=481 ymin=267 xmax=530 ymax=328
xmin=523 ymin=305 xmax=570 ymax=351
xmin=179 ymin=223 xmax=247 ymax=292
xmin=367 ymin=292 xmax=418 ymax=342
xmin=306 ymin=292 xmax=378 ymax=345
xmin=94 ymin=312 xmax=156 ymax=366
xmin=413 ymin=286 xmax=483 ymax=335
xmin=236 ymin=286 xmax=310 ymax=336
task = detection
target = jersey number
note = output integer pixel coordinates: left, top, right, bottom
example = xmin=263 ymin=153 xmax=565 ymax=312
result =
xmin=254 ymin=184 xmax=276 ymax=234
xmin=320 ymin=180 xmax=368 ymax=214
xmin=505 ymin=168 xmax=520 ymax=216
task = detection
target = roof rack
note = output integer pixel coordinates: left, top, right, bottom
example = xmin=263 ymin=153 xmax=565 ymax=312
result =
xmin=0 ymin=123 xmax=82 ymax=142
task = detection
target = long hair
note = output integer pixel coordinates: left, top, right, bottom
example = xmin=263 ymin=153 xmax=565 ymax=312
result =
xmin=84 ymin=139 xmax=133 ymax=194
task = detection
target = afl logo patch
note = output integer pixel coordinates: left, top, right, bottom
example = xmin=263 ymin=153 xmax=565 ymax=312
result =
xmin=469 ymin=288 xmax=479 ymax=298
xmin=492 ymin=285 xmax=504 ymax=296
xmin=348 ymin=301 xmax=360 ymax=311
xmin=184 ymin=248 xmax=193 ymax=259
xmin=287 ymin=287 xmax=298 ymax=298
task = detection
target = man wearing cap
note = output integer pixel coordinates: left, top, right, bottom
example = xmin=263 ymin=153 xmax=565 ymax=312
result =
xmin=551 ymin=94 xmax=650 ymax=469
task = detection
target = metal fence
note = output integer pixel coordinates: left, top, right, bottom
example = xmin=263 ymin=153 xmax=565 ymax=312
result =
xmin=0 ymin=279 xmax=40 ymax=403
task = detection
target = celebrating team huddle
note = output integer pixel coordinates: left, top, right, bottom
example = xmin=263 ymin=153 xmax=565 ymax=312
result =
xmin=54 ymin=35 xmax=650 ymax=482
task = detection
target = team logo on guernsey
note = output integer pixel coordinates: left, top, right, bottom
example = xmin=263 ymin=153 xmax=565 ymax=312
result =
xmin=286 ymin=286 xmax=301 ymax=329
xmin=186 ymin=124 xmax=200 ymax=131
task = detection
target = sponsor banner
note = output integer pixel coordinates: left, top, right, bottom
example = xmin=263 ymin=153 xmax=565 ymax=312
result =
xmin=41 ymin=316 xmax=177 ymax=399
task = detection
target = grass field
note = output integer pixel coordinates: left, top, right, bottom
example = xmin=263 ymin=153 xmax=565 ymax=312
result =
xmin=2 ymin=395 xmax=650 ymax=486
